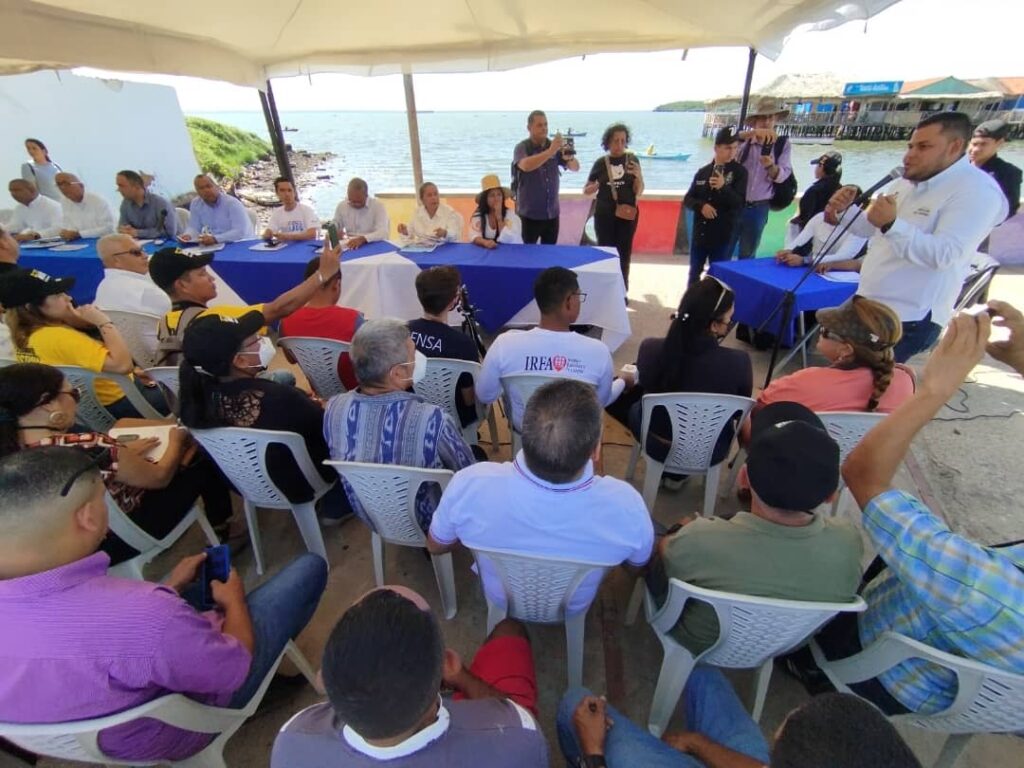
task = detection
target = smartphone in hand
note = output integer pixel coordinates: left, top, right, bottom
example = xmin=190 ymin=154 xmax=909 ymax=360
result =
xmin=199 ymin=544 xmax=231 ymax=610
xmin=324 ymin=222 xmax=340 ymax=249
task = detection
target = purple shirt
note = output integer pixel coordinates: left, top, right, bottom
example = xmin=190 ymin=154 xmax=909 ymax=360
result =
xmin=737 ymin=138 xmax=793 ymax=203
xmin=0 ymin=552 xmax=251 ymax=761
xmin=513 ymin=138 xmax=567 ymax=220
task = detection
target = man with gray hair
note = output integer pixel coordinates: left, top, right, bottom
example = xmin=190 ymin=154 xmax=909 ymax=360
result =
xmin=55 ymin=172 xmax=116 ymax=241
xmin=93 ymin=234 xmax=172 ymax=349
xmin=323 ymin=318 xmax=476 ymax=532
xmin=331 ymin=177 xmax=390 ymax=249
xmin=428 ymin=379 xmax=653 ymax=613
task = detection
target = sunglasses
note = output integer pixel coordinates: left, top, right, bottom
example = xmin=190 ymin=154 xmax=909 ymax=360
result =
xmin=819 ymin=327 xmax=844 ymax=341
xmin=61 ymin=387 xmax=82 ymax=404
xmin=111 ymin=248 xmax=146 ymax=258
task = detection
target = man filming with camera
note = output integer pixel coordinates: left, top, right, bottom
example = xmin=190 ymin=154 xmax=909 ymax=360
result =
xmin=513 ymin=110 xmax=580 ymax=244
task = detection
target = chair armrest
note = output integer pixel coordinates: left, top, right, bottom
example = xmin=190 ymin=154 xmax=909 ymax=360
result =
xmin=811 ymin=631 xmax=953 ymax=686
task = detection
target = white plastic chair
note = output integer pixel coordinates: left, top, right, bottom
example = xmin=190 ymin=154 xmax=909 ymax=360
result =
xmin=58 ymin=365 xmax=164 ymax=432
xmin=104 ymin=310 xmax=161 ymax=369
xmin=245 ymin=207 xmax=258 ymax=236
xmin=145 ymin=365 xmax=181 ymax=413
xmin=106 ymin=492 xmax=219 ymax=581
xmin=278 ymin=336 xmax=350 ymax=400
xmin=639 ymin=578 xmax=866 ymax=736
xmin=0 ymin=641 xmax=317 ymax=768
xmin=816 ymin=411 xmax=887 ymax=515
xmin=326 ymin=461 xmax=457 ymax=619
xmin=467 ymin=546 xmax=616 ymax=688
xmin=174 ymin=206 xmax=190 ymax=233
xmin=418 ymin=357 xmax=498 ymax=449
xmin=811 ymin=632 xmax=1024 ymax=768
xmin=625 ymin=393 xmax=755 ymax=517
xmin=500 ymin=373 xmax=590 ymax=457
xmin=189 ymin=427 xmax=335 ymax=575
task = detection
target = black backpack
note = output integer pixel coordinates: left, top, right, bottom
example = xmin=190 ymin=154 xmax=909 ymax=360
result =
xmin=741 ymin=136 xmax=797 ymax=211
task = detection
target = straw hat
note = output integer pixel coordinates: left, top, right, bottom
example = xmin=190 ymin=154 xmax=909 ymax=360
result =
xmin=478 ymin=173 xmax=511 ymax=202
xmin=747 ymin=96 xmax=790 ymax=120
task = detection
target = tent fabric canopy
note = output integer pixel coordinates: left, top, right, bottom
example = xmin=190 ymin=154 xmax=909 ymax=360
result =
xmin=1 ymin=0 xmax=900 ymax=89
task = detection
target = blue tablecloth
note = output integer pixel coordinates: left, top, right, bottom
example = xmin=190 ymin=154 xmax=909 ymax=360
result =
xmin=709 ymin=258 xmax=857 ymax=346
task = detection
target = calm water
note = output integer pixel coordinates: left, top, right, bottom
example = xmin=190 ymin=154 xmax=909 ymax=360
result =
xmin=193 ymin=110 xmax=1024 ymax=219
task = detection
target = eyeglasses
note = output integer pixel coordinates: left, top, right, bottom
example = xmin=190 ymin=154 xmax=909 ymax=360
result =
xmin=573 ymin=291 xmax=588 ymax=304
xmin=819 ymin=327 xmax=843 ymax=341
xmin=111 ymin=248 xmax=146 ymax=258
xmin=60 ymin=387 xmax=82 ymax=404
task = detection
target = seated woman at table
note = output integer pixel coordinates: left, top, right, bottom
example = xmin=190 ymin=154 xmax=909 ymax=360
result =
xmin=469 ymin=173 xmax=522 ymax=249
xmin=0 ymin=267 xmax=167 ymax=419
xmin=609 ymin=276 xmax=752 ymax=488
xmin=397 ymin=181 xmax=464 ymax=243
xmin=0 ymin=362 xmax=234 ymax=562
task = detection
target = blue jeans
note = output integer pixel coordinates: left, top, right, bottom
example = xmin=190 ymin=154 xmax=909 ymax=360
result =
xmin=893 ymin=314 xmax=942 ymax=363
xmin=735 ymin=202 xmax=771 ymax=260
xmin=557 ymin=667 xmax=770 ymax=768
xmin=689 ymin=241 xmax=735 ymax=286
xmin=105 ymin=378 xmax=171 ymax=419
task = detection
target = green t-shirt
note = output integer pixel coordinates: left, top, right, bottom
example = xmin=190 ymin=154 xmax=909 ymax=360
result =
xmin=661 ymin=512 xmax=863 ymax=654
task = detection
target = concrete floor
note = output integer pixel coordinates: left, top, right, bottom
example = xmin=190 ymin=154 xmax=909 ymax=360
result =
xmin=17 ymin=256 xmax=1024 ymax=768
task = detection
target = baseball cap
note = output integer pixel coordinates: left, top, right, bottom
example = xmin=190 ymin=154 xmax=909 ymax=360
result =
xmin=0 ymin=268 xmax=75 ymax=307
xmin=182 ymin=310 xmax=265 ymax=376
xmin=973 ymin=119 xmax=1009 ymax=141
xmin=816 ymin=296 xmax=898 ymax=351
xmin=148 ymin=246 xmax=215 ymax=292
xmin=810 ymin=151 xmax=842 ymax=175
xmin=746 ymin=402 xmax=839 ymax=511
xmin=714 ymin=126 xmax=740 ymax=146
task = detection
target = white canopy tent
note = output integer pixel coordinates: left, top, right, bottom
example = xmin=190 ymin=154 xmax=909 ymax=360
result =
xmin=0 ymin=0 xmax=901 ymax=183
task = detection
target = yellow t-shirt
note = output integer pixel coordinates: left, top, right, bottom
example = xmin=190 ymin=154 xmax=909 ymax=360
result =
xmin=18 ymin=326 xmax=130 ymax=405
xmin=163 ymin=303 xmax=266 ymax=335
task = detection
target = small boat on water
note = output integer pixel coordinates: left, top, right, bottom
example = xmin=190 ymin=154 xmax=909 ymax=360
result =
xmin=552 ymin=128 xmax=587 ymax=137
xmin=642 ymin=144 xmax=691 ymax=162
xmin=787 ymin=135 xmax=835 ymax=145
xmin=283 ymin=126 xmax=298 ymax=132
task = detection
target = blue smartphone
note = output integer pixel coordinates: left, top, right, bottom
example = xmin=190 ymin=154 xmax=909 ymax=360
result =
xmin=199 ymin=544 xmax=230 ymax=610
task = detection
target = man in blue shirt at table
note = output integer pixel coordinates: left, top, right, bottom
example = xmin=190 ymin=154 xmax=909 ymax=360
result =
xmin=179 ymin=175 xmax=253 ymax=245
xmin=116 ymin=169 xmax=178 ymax=240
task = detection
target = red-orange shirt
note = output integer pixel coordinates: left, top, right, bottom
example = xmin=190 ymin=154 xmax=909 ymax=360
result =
xmin=279 ymin=306 xmax=364 ymax=391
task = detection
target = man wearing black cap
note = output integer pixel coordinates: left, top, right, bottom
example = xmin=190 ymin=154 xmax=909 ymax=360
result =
xmin=969 ymin=119 xmax=1020 ymax=219
xmin=683 ymin=127 xmax=748 ymax=286
xmin=149 ymin=240 xmax=341 ymax=366
xmin=650 ymin=401 xmax=862 ymax=655
xmin=794 ymin=150 xmax=843 ymax=230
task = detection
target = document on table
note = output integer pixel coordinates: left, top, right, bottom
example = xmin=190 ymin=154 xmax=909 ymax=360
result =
xmin=820 ymin=272 xmax=860 ymax=284
xmin=249 ymin=242 xmax=289 ymax=251
xmin=108 ymin=425 xmax=174 ymax=461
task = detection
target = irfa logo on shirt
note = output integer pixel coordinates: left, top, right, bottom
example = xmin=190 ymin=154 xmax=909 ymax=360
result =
xmin=523 ymin=354 xmax=583 ymax=374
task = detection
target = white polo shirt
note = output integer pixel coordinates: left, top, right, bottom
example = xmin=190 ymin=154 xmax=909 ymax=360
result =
xmin=94 ymin=269 xmax=172 ymax=350
xmin=331 ymin=197 xmax=390 ymax=242
xmin=852 ymin=156 xmax=1008 ymax=325
xmin=268 ymin=202 xmax=320 ymax=236
xmin=60 ymin=191 xmax=116 ymax=238
xmin=9 ymin=195 xmax=62 ymax=238
xmin=429 ymin=453 xmax=653 ymax=614
xmin=789 ymin=207 xmax=867 ymax=264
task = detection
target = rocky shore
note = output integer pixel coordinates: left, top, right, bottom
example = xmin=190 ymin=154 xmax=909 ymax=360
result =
xmin=231 ymin=148 xmax=335 ymax=229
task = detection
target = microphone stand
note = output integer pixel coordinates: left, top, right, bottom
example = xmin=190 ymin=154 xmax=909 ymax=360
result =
xmin=757 ymin=205 xmax=866 ymax=389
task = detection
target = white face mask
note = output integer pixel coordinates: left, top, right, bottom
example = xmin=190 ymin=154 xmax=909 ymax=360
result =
xmin=399 ymin=350 xmax=427 ymax=385
xmin=238 ymin=337 xmax=276 ymax=372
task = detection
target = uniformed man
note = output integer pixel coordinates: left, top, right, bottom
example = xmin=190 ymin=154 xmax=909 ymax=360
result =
xmin=969 ymin=119 xmax=1021 ymax=219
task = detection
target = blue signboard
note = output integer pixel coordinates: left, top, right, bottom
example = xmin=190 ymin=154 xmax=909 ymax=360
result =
xmin=843 ymin=81 xmax=904 ymax=97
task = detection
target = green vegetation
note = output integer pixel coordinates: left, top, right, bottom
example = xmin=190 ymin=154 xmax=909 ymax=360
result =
xmin=654 ymin=100 xmax=706 ymax=112
xmin=185 ymin=117 xmax=272 ymax=179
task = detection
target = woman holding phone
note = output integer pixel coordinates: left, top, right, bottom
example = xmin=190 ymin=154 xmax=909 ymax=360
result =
xmin=585 ymin=123 xmax=644 ymax=296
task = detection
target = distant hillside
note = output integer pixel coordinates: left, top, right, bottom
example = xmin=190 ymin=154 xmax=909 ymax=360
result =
xmin=654 ymin=100 xmax=706 ymax=112
xmin=186 ymin=117 xmax=272 ymax=179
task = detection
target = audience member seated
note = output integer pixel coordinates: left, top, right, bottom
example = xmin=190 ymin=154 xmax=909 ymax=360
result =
xmin=279 ymin=256 xmax=364 ymax=391
xmin=55 ymin=172 xmax=116 ymax=241
xmin=271 ymin=587 xmax=547 ymax=767
xmin=792 ymin=150 xmax=844 ymax=230
xmin=648 ymin=402 xmax=862 ymax=655
xmin=476 ymin=267 xmax=620 ymax=429
xmin=408 ymin=265 xmax=479 ymax=427
xmin=397 ymin=181 xmax=464 ymax=243
xmin=149 ymin=240 xmax=340 ymax=366
xmin=470 ymin=174 xmax=523 ymax=248
xmin=0 ymin=447 xmax=327 ymax=763
xmin=323 ymin=318 xmax=475 ymax=532
xmin=331 ymin=177 xmax=390 ymax=249
xmin=178 ymin=310 xmax=349 ymax=521
xmin=559 ymin=677 xmax=921 ymax=768
xmin=776 ymin=189 xmax=867 ymax=267
xmin=116 ymin=169 xmax=178 ymax=239
xmin=179 ymin=175 xmax=253 ymax=244
xmin=611 ymin=275 xmax=751 ymax=487
xmin=95 ymin=233 xmax=172 ymax=349
xmin=0 ymin=267 xmax=166 ymax=418
xmin=7 ymin=178 xmax=61 ymax=241
xmin=0 ymin=225 xmax=20 ymax=358
xmin=428 ymin=379 xmax=653 ymax=615
xmin=791 ymin=304 xmax=1024 ymax=716
xmin=0 ymin=362 xmax=233 ymax=559
xmin=263 ymin=177 xmax=321 ymax=242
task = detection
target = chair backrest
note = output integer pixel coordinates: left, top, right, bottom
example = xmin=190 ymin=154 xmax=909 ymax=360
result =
xmin=174 ymin=206 xmax=190 ymax=232
xmin=245 ymin=207 xmax=258 ymax=236
xmin=815 ymin=411 xmax=887 ymax=465
xmin=419 ymin=357 xmax=483 ymax=425
xmin=640 ymin=393 xmax=755 ymax=473
xmin=278 ymin=336 xmax=349 ymax=399
xmin=144 ymin=366 xmax=180 ymax=395
xmin=58 ymin=366 xmax=162 ymax=432
xmin=500 ymin=372 xmax=590 ymax=432
xmin=104 ymin=310 xmax=160 ymax=368
xmin=655 ymin=578 xmax=866 ymax=668
xmin=469 ymin=546 xmax=615 ymax=624
xmin=327 ymin=461 xmax=453 ymax=546
xmin=190 ymin=427 xmax=332 ymax=509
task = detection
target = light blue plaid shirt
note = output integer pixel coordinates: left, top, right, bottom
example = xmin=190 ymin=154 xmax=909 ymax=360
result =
xmin=860 ymin=489 xmax=1024 ymax=713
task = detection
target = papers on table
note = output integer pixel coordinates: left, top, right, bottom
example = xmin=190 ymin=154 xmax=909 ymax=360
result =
xmin=21 ymin=238 xmax=64 ymax=250
xmin=180 ymin=243 xmax=225 ymax=256
xmin=249 ymin=241 xmax=289 ymax=251
xmin=820 ymin=271 xmax=860 ymax=284
xmin=50 ymin=243 xmax=90 ymax=252
xmin=400 ymin=242 xmax=441 ymax=253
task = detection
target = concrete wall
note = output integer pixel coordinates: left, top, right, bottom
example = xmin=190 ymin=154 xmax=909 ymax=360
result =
xmin=0 ymin=70 xmax=199 ymax=210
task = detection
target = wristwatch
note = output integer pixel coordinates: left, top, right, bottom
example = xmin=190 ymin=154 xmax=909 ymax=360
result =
xmin=578 ymin=755 xmax=608 ymax=768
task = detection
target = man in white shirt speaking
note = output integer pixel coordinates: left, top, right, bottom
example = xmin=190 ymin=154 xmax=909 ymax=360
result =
xmin=55 ymin=172 xmax=116 ymax=241
xmin=832 ymin=111 xmax=1008 ymax=362
xmin=475 ymin=266 xmax=623 ymax=430
xmin=94 ymin=233 xmax=172 ymax=351
xmin=332 ymin=177 xmax=390 ymax=249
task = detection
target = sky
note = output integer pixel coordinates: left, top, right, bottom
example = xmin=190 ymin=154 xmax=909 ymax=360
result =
xmin=75 ymin=0 xmax=1023 ymax=113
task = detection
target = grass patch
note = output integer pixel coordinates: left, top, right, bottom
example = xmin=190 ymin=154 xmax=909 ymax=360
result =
xmin=186 ymin=117 xmax=272 ymax=179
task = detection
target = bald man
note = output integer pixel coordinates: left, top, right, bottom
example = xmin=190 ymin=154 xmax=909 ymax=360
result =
xmin=0 ymin=446 xmax=327 ymax=764
xmin=94 ymin=234 xmax=172 ymax=347
xmin=56 ymin=172 xmax=116 ymax=241
xmin=7 ymin=178 xmax=61 ymax=241
xmin=179 ymin=174 xmax=253 ymax=244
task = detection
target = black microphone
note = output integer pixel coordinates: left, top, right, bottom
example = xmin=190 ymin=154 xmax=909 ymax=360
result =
xmin=853 ymin=166 xmax=904 ymax=207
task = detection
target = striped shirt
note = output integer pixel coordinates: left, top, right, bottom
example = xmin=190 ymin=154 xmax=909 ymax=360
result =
xmin=859 ymin=489 xmax=1024 ymax=713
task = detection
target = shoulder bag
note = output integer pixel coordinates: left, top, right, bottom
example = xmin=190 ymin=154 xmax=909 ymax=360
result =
xmin=604 ymin=155 xmax=638 ymax=221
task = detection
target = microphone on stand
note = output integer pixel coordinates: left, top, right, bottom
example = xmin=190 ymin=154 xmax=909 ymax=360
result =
xmin=853 ymin=166 xmax=904 ymax=207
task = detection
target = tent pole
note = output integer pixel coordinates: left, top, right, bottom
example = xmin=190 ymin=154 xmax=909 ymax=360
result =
xmin=737 ymin=47 xmax=757 ymax=128
xmin=260 ymin=79 xmax=293 ymax=184
xmin=403 ymin=73 xmax=424 ymax=190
